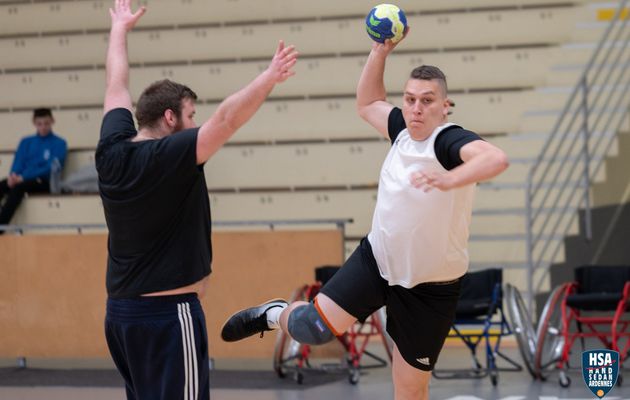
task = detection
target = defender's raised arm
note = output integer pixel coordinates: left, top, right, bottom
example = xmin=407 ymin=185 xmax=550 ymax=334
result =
xmin=104 ymin=0 xmax=146 ymax=114
xmin=195 ymin=40 xmax=298 ymax=164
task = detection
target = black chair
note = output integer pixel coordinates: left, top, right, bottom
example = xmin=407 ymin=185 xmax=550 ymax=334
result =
xmin=433 ymin=268 xmax=521 ymax=386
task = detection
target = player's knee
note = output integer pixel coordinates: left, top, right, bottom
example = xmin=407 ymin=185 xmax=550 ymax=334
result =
xmin=287 ymin=303 xmax=335 ymax=345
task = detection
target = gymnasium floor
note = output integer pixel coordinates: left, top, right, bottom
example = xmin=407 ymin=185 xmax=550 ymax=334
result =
xmin=1 ymin=346 xmax=628 ymax=400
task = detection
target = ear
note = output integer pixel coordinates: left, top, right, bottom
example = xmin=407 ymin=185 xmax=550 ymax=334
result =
xmin=443 ymin=98 xmax=452 ymax=116
xmin=164 ymin=109 xmax=177 ymax=128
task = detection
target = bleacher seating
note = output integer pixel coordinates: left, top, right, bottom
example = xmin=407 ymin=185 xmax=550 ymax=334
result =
xmin=0 ymin=7 xmax=601 ymax=71
xmin=0 ymin=153 xmax=13 ymax=178
xmin=8 ymin=86 xmax=623 ymax=153
xmin=0 ymin=48 xmax=585 ymax=109
xmin=0 ymin=89 xmax=566 ymax=150
xmin=0 ymin=1 xmax=596 ymax=38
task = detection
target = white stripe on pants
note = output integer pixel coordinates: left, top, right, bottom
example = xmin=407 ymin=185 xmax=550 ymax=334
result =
xmin=178 ymin=303 xmax=199 ymax=400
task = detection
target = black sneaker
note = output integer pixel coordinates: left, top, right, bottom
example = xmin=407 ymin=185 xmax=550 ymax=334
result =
xmin=221 ymin=299 xmax=288 ymax=342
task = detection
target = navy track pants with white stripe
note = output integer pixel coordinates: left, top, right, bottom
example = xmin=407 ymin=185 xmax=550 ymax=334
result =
xmin=105 ymin=293 xmax=210 ymax=400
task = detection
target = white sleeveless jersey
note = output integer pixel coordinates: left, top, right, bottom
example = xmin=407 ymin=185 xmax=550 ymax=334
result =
xmin=367 ymin=123 xmax=476 ymax=288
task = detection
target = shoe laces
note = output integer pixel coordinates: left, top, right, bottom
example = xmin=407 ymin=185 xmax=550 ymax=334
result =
xmin=253 ymin=311 xmax=272 ymax=338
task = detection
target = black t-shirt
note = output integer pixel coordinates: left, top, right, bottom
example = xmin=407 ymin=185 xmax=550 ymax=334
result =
xmin=96 ymin=108 xmax=212 ymax=298
xmin=387 ymin=107 xmax=482 ymax=170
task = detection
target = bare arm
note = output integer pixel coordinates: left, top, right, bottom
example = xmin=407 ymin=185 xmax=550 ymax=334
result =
xmin=196 ymin=41 xmax=298 ymax=164
xmin=356 ymin=29 xmax=408 ymax=138
xmin=104 ymin=0 xmax=146 ymax=114
xmin=450 ymin=140 xmax=510 ymax=186
xmin=410 ymin=140 xmax=509 ymax=192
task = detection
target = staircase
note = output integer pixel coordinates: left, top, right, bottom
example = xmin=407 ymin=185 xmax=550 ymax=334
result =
xmin=548 ymin=131 xmax=630 ymax=288
xmin=526 ymin=0 xmax=630 ymax=311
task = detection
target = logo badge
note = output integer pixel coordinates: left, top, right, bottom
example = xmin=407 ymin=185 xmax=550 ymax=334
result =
xmin=369 ymin=14 xmax=381 ymax=27
xmin=416 ymin=357 xmax=430 ymax=366
xmin=582 ymin=350 xmax=619 ymax=398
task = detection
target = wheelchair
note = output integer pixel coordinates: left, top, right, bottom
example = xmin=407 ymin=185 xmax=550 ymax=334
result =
xmin=535 ymin=265 xmax=630 ymax=387
xmin=432 ymin=268 xmax=522 ymax=386
xmin=505 ymin=279 xmax=571 ymax=381
xmin=272 ymin=266 xmax=393 ymax=385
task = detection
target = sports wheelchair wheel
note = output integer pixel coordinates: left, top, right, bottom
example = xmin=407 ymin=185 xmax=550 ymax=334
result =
xmin=274 ymin=333 xmax=305 ymax=379
xmin=535 ymin=283 xmax=570 ymax=380
xmin=505 ymin=284 xmax=538 ymax=378
xmin=559 ymin=370 xmax=571 ymax=388
xmin=273 ymin=285 xmax=310 ymax=379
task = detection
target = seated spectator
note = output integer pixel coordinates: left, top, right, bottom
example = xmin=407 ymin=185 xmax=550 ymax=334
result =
xmin=0 ymin=108 xmax=67 ymax=230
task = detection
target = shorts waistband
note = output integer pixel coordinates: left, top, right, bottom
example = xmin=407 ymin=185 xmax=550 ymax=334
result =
xmin=106 ymin=293 xmax=201 ymax=322
xmin=420 ymin=277 xmax=461 ymax=286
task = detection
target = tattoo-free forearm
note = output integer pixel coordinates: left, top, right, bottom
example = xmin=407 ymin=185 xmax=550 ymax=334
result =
xmin=196 ymin=70 xmax=277 ymax=163
xmin=357 ymin=49 xmax=389 ymax=109
xmin=106 ymin=26 xmax=130 ymax=92
xmin=448 ymin=149 xmax=509 ymax=189
xmin=215 ymin=70 xmax=276 ymax=133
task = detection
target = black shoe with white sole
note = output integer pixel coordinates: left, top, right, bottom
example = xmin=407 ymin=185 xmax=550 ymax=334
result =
xmin=221 ymin=299 xmax=288 ymax=342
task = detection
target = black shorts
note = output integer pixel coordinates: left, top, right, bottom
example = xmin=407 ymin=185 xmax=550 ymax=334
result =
xmin=319 ymin=237 xmax=461 ymax=371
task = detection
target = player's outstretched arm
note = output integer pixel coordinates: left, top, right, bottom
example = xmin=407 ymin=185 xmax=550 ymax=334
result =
xmin=104 ymin=0 xmax=146 ymax=114
xmin=196 ymin=40 xmax=298 ymax=164
xmin=356 ymin=28 xmax=408 ymax=138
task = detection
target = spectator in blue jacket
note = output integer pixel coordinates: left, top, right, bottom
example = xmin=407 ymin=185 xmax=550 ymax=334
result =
xmin=0 ymin=108 xmax=67 ymax=229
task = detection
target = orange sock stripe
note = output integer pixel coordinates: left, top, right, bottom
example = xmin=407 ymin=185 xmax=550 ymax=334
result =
xmin=313 ymin=297 xmax=343 ymax=337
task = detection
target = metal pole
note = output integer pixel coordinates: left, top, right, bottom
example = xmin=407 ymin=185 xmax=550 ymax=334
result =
xmin=525 ymin=175 xmax=534 ymax=312
xmin=580 ymin=76 xmax=592 ymax=241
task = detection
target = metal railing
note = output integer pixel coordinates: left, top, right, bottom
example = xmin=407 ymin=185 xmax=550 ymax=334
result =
xmin=525 ymin=0 xmax=630 ymax=306
xmin=0 ymin=219 xmax=353 ymax=233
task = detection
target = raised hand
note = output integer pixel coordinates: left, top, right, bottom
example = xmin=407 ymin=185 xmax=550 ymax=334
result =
xmin=266 ymin=40 xmax=299 ymax=84
xmin=109 ymin=0 xmax=146 ymax=32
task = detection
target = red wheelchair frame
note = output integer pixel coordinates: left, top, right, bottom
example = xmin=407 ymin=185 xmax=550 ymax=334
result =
xmin=273 ymin=276 xmax=392 ymax=385
xmin=535 ymin=266 xmax=630 ymax=387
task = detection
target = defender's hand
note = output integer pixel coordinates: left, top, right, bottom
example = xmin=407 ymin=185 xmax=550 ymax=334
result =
xmin=266 ymin=40 xmax=299 ymax=84
xmin=110 ymin=0 xmax=146 ymax=32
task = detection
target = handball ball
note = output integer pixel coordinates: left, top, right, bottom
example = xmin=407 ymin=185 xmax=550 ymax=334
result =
xmin=365 ymin=4 xmax=408 ymax=43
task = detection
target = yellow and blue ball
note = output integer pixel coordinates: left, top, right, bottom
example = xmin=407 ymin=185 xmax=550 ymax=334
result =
xmin=365 ymin=4 xmax=408 ymax=43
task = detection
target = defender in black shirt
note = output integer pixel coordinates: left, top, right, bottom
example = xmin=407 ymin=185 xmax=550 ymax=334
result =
xmin=100 ymin=1 xmax=298 ymax=399
xmin=99 ymin=109 xmax=212 ymax=298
